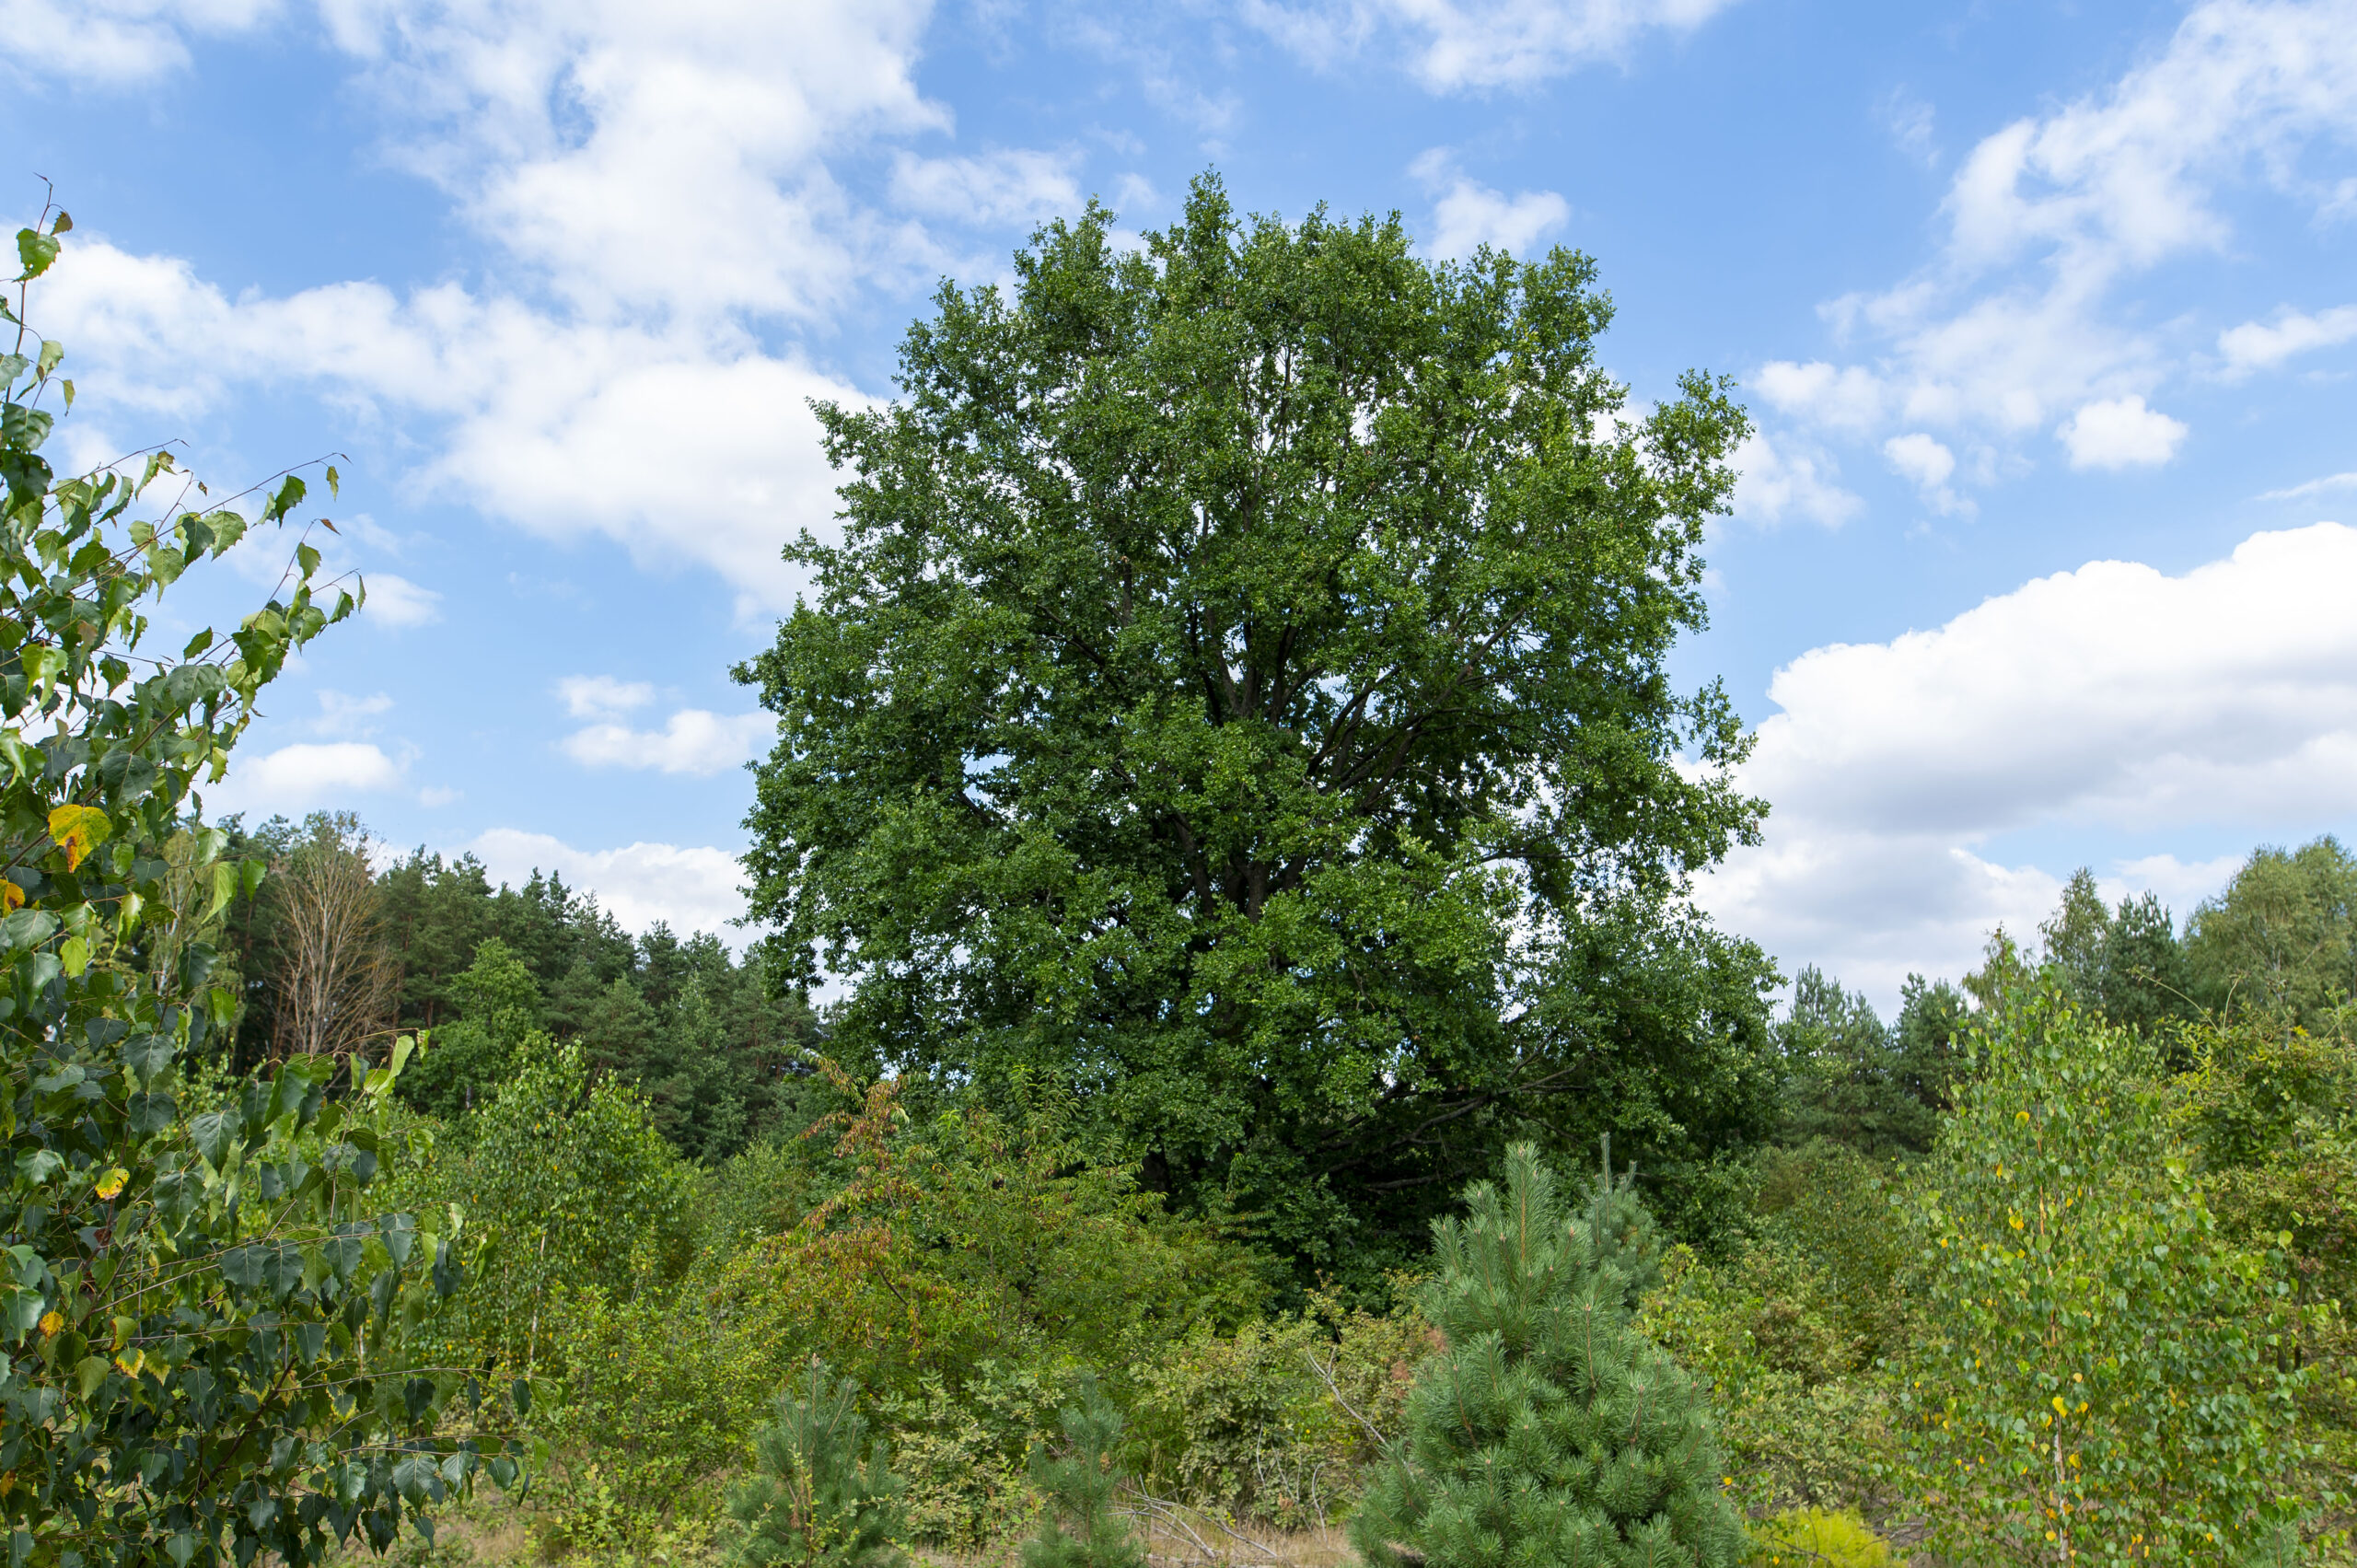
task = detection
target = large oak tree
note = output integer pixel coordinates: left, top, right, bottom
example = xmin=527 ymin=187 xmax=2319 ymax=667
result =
xmin=739 ymin=176 xmax=1774 ymax=1274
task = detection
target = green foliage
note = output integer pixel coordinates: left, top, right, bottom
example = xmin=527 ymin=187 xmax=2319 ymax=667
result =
xmin=2186 ymin=837 xmax=2357 ymax=1027
xmin=1745 ymin=1506 xmax=1897 ymax=1568
xmin=2176 ymin=1010 xmax=2357 ymax=1481
xmin=1023 ymin=1381 xmax=1144 ymax=1568
xmin=1642 ymin=1243 xmax=1894 ymax=1522
xmin=233 ymin=840 xmax=819 ymax=1164
xmin=725 ymin=1361 xmax=909 ymax=1568
xmin=398 ymin=938 xmax=541 ymax=1121
xmin=525 ymin=1078 xmax=1271 ymax=1546
xmin=737 ymin=170 xmax=1765 ymax=1274
xmin=1898 ymin=984 xmax=2312 ymax=1565
xmin=1889 ymin=975 xmax=1970 ymax=1122
xmin=420 ymin=1041 xmax=694 ymax=1373
xmin=1642 ymin=1142 xmax=1913 ymax=1520
xmin=1352 ymin=1144 xmax=1745 ymax=1568
xmin=1749 ymin=1141 xmax=1915 ymax=1368
xmin=2041 ymin=869 xmax=2195 ymax=1039
xmin=1126 ymin=1296 xmax=1427 ymax=1528
xmin=1778 ymin=970 xmax=1933 ymax=1159
xmin=0 ymin=219 xmax=522 ymax=1568
xmin=1511 ymin=897 xmax=1782 ymax=1256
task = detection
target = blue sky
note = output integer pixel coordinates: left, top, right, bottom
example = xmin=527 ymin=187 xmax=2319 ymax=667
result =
xmin=8 ymin=0 xmax=2357 ymax=1006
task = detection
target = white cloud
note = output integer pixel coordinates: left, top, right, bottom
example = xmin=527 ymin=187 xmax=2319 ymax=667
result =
xmin=556 ymin=674 xmax=656 ymax=719
xmin=889 ymin=149 xmax=1083 ymax=227
xmin=313 ymin=689 xmax=393 ymax=738
xmin=2218 ymin=303 xmax=2357 ymax=377
xmin=361 ymin=571 xmax=442 ymax=627
xmin=0 ymin=0 xmax=277 ymax=85
xmin=1411 ymin=150 xmax=1570 ymax=260
xmin=1697 ymin=522 xmax=2357 ymax=1004
xmin=39 ymin=239 xmax=864 ymax=611
xmin=1881 ymin=431 xmax=1968 ymax=514
xmin=217 ymin=739 xmax=403 ymax=813
xmin=1754 ymin=360 xmax=1887 ymax=435
xmin=562 ymin=709 xmax=772 ymax=776
xmin=2110 ymin=852 xmax=2244 ymax=915
xmin=2057 ymin=395 xmax=2188 ymax=470
xmin=1246 ymin=0 xmax=1742 ymax=91
xmin=1728 ymin=431 xmax=1862 ymax=528
xmin=464 ymin=828 xmax=747 ymax=937
xmin=323 ymin=0 xmax=946 ymax=327
xmin=2259 ymin=470 xmax=2357 ymax=502
xmin=22 ymin=0 xmax=1089 ymax=615
xmin=1762 ymin=0 xmax=2357 ymax=492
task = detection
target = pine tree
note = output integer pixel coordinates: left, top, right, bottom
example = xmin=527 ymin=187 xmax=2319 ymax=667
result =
xmin=1022 ymin=1379 xmax=1145 ymax=1568
xmin=1351 ymin=1144 xmax=1744 ymax=1568
xmin=726 ymin=1360 xmax=909 ymax=1568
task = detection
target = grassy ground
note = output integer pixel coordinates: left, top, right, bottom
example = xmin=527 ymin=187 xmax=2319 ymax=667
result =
xmin=350 ymin=1493 xmax=1360 ymax=1568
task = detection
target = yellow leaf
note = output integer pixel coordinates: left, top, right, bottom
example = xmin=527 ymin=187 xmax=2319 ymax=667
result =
xmin=0 ymin=882 xmax=20 ymax=913
xmin=95 ymin=1167 xmax=127 ymax=1201
xmin=46 ymin=805 xmax=110 ymax=871
xmin=38 ymin=1312 xmax=61 ymax=1337
xmin=114 ymin=1348 xmax=143 ymax=1376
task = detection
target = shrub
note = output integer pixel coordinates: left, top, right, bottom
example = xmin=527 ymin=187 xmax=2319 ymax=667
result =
xmin=1352 ymin=1143 xmax=1746 ymax=1568
xmin=726 ymin=1360 xmax=910 ymax=1568
xmin=880 ymin=1364 xmax=1057 ymax=1550
xmin=1899 ymin=984 xmax=2313 ymax=1564
xmin=1747 ymin=1506 xmax=1898 ymax=1568
xmin=1023 ymin=1380 xmax=1144 ymax=1568
xmin=0 ymin=214 xmax=521 ymax=1568
xmin=1641 ymin=1244 xmax=1894 ymax=1520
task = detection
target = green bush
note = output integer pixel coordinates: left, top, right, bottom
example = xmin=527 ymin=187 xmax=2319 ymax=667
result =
xmin=1126 ymin=1290 xmax=1431 ymax=1528
xmin=879 ymin=1364 xmax=1057 ymax=1550
xmin=1641 ymin=1244 xmax=1894 ymax=1520
xmin=1747 ymin=1506 xmax=1898 ymax=1567
xmin=0 ymin=218 xmax=522 ymax=1568
xmin=1899 ymin=984 xmax=2313 ymax=1564
xmin=1353 ymin=1144 xmax=1745 ymax=1568
xmin=725 ymin=1361 xmax=909 ymax=1568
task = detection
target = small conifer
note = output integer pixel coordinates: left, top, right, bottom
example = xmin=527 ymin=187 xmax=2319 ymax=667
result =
xmin=726 ymin=1359 xmax=909 ymax=1568
xmin=1351 ymin=1143 xmax=1744 ymax=1568
xmin=1023 ymin=1379 xmax=1147 ymax=1568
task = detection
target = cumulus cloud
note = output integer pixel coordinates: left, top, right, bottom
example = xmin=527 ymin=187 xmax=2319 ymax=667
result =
xmin=362 ymin=571 xmax=442 ymax=627
xmin=464 ymin=828 xmax=748 ymax=937
xmin=1754 ymin=360 xmax=1887 ymax=436
xmin=1244 ymin=0 xmax=1742 ymax=91
xmin=562 ymin=709 xmax=772 ymax=776
xmin=312 ymin=689 xmax=393 ymax=738
xmin=1727 ymin=431 xmax=1861 ymax=528
xmin=2219 ymin=303 xmax=2357 ymax=377
xmin=2057 ymin=395 xmax=2189 ymax=470
xmin=24 ymin=0 xmax=1107 ymax=615
xmin=39 ymin=239 xmax=865 ymax=611
xmin=321 ymin=0 xmax=945 ymax=327
xmin=1411 ymin=151 xmax=1570 ymax=260
xmin=0 ymin=0 xmax=278 ymax=85
xmin=1757 ymin=0 xmax=2357 ymax=497
xmin=1882 ymin=432 xmax=1968 ymax=514
xmin=1697 ymin=522 xmax=2357 ymax=1005
xmin=557 ymin=674 xmax=656 ymax=719
xmin=215 ymin=740 xmax=403 ymax=813
xmin=888 ymin=149 xmax=1083 ymax=227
